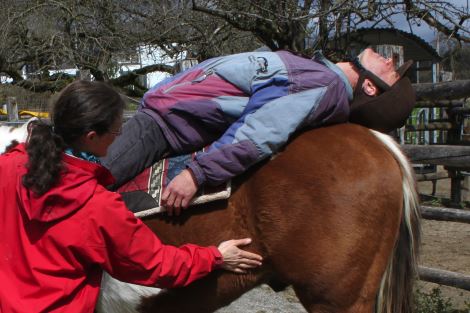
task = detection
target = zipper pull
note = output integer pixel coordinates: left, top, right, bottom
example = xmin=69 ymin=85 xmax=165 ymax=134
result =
xmin=192 ymin=69 xmax=214 ymax=83
xmin=192 ymin=74 xmax=206 ymax=83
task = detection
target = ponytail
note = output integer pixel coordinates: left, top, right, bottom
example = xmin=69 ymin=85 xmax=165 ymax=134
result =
xmin=23 ymin=120 xmax=64 ymax=195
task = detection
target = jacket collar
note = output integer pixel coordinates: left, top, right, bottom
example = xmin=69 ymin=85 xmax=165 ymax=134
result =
xmin=313 ymin=51 xmax=354 ymax=102
xmin=15 ymin=144 xmax=116 ymax=222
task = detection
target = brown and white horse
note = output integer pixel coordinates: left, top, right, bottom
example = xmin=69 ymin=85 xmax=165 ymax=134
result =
xmin=98 ymin=123 xmax=421 ymax=313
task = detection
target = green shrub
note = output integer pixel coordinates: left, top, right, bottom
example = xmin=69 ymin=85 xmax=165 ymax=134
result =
xmin=414 ymin=287 xmax=469 ymax=313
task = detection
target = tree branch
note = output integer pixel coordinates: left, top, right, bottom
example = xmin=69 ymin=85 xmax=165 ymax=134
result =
xmin=109 ymin=63 xmax=175 ymax=87
xmin=404 ymin=0 xmax=470 ymax=42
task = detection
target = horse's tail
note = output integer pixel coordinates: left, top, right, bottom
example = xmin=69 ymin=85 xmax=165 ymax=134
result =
xmin=369 ymin=130 xmax=421 ymax=313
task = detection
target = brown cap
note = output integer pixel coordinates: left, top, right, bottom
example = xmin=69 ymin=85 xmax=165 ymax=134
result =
xmin=349 ymin=60 xmax=415 ymax=133
xmin=397 ymin=60 xmax=413 ymax=77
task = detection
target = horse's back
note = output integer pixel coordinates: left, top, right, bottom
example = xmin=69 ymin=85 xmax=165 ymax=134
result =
xmin=242 ymin=123 xmax=403 ymax=230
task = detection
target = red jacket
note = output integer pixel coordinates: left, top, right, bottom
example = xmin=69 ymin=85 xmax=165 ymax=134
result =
xmin=0 ymin=144 xmax=223 ymax=313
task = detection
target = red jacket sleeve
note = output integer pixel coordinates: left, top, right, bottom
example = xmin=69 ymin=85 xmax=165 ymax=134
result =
xmin=78 ymin=188 xmax=223 ymax=288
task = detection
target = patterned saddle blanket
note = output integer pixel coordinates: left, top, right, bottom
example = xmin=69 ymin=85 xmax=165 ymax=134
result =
xmin=116 ymin=152 xmax=231 ymax=217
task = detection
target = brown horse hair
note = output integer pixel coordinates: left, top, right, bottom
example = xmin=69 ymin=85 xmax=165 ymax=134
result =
xmin=371 ymin=130 xmax=421 ymax=313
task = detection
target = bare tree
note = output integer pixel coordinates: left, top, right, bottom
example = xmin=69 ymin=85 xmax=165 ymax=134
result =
xmin=0 ymin=0 xmax=259 ymax=93
xmin=191 ymin=0 xmax=470 ymax=53
xmin=1 ymin=0 xmax=470 ymax=94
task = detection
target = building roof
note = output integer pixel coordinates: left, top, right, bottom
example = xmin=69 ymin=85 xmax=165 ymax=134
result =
xmin=336 ymin=28 xmax=441 ymax=62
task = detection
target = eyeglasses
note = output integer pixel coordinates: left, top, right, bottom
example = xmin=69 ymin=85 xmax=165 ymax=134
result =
xmin=352 ymin=57 xmax=391 ymax=92
xmin=109 ymin=127 xmax=122 ymax=136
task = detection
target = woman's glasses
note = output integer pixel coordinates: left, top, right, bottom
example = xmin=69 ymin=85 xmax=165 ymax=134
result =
xmin=109 ymin=126 xmax=122 ymax=136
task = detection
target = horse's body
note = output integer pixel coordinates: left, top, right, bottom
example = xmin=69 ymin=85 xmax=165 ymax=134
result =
xmin=98 ymin=123 xmax=421 ymax=313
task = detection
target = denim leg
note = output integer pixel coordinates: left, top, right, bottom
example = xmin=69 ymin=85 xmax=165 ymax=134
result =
xmin=101 ymin=111 xmax=170 ymax=190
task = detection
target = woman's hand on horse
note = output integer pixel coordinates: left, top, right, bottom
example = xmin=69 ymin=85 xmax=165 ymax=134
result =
xmin=217 ymin=238 xmax=263 ymax=273
xmin=162 ymin=169 xmax=198 ymax=216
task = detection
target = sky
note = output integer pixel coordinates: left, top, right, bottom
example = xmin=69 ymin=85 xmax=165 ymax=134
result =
xmin=374 ymin=0 xmax=470 ymax=45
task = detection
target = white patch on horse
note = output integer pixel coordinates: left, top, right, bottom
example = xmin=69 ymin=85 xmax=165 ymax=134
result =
xmin=0 ymin=118 xmax=37 ymax=153
xmin=97 ymin=272 xmax=162 ymax=313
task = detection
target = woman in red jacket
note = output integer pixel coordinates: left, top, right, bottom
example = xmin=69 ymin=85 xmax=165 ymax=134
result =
xmin=0 ymin=80 xmax=262 ymax=313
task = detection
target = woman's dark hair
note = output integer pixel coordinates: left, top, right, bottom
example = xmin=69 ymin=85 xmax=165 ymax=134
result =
xmin=23 ymin=80 xmax=125 ymax=195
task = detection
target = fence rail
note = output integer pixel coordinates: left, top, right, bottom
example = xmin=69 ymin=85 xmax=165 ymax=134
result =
xmin=418 ymin=206 xmax=469 ymax=291
xmin=402 ymin=145 xmax=470 ymax=167
xmin=418 ymin=266 xmax=470 ymax=291
xmin=420 ymin=205 xmax=470 ymax=224
xmin=405 ymin=122 xmax=454 ymax=132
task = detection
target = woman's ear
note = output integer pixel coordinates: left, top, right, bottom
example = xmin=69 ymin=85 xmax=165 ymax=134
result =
xmin=86 ymin=131 xmax=98 ymax=141
xmin=362 ymin=78 xmax=379 ymax=96
xmin=81 ymin=130 xmax=98 ymax=145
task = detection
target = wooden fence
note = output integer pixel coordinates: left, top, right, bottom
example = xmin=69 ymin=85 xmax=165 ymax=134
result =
xmin=403 ymin=81 xmax=470 ymax=205
xmin=0 ymin=84 xmax=51 ymax=112
xmin=404 ymin=145 xmax=470 ymax=292
xmin=405 ymin=80 xmax=470 ymax=292
xmin=416 ymin=205 xmax=470 ymax=291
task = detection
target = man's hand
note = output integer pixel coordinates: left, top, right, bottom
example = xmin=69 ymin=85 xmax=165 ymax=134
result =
xmin=161 ymin=169 xmax=198 ymax=216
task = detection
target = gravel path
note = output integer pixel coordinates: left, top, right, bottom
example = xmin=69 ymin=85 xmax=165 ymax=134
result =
xmin=216 ymin=285 xmax=306 ymax=313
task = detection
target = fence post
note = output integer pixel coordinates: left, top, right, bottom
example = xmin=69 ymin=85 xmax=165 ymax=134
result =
xmin=462 ymin=179 xmax=470 ymax=207
xmin=6 ymin=97 xmax=19 ymax=122
xmin=78 ymin=69 xmax=91 ymax=81
xmin=446 ymin=168 xmax=463 ymax=207
xmin=446 ymin=108 xmax=462 ymax=145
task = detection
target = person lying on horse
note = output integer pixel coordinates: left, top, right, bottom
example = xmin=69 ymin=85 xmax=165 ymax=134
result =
xmin=101 ymin=47 xmax=415 ymax=215
xmin=0 ymin=81 xmax=263 ymax=313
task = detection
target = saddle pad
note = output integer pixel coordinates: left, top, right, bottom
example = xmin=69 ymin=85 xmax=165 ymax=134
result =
xmin=116 ymin=152 xmax=231 ymax=217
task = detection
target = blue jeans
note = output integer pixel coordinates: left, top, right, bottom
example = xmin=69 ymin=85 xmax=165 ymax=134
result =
xmin=100 ymin=111 xmax=170 ymax=190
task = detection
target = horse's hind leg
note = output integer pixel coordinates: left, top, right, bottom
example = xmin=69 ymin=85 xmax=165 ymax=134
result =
xmin=293 ymin=285 xmax=376 ymax=313
xmin=290 ymin=213 xmax=400 ymax=313
xmin=290 ymin=215 xmax=400 ymax=313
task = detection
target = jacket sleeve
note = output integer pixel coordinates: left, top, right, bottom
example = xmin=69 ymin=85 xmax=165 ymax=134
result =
xmin=80 ymin=189 xmax=223 ymax=288
xmin=188 ymin=81 xmax=330 ymax=187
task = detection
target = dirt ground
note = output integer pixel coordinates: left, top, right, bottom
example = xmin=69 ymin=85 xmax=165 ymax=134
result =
xmin=417 ymin=177 xmax=470 ymax=309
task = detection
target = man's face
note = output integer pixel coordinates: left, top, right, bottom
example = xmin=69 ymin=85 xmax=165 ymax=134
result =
xmin=358 ymin=48 xmax=400 ymax=87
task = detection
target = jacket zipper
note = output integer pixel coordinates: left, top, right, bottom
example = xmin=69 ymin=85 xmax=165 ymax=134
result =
xmin=163 ymin=69 xmax=214 ymax=94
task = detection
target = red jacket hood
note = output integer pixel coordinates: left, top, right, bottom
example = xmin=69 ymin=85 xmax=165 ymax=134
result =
xmin=14 ymin=144 xmax=115 ymax=222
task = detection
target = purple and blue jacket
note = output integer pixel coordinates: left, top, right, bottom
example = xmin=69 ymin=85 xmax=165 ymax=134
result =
xmin=140 ymin=51 xmax=352 ymax=187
